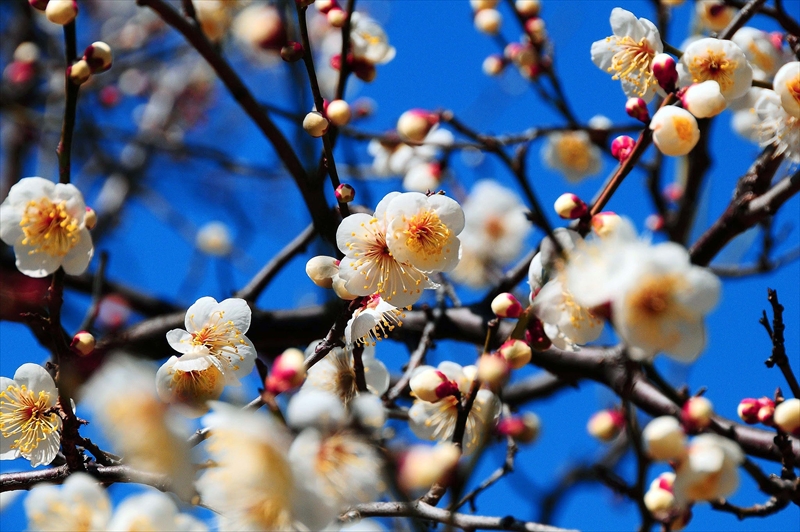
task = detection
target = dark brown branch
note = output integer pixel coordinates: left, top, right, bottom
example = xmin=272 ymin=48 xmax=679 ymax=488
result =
xmin=710 ymin=495 xmax=791 ymax=519
xmin=761 ymin=289 xmax=800 ymax=398
xmin=718 ymin=0 xmax=768 ymax=40
xmin=0 ymin=463 xmax=173 ymax=493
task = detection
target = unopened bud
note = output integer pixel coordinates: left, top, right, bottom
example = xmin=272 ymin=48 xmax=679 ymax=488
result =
xmin=682 ymin=80 xmax=727 ymax=118
xmin=652 ymin=53 xmax=678 ymax=93
xmin=83 ymin=41 xmax=112 ymax=73
xmin=306 ymin=255 xmax=339 ymax=289
xmin=587 ymin=409 xmax=625 ymax=441
xmin=497 ymin=412 xmax=541 ymax=443
xmin=554 ymin=193 xmax=588 ymax=220
xmin=737 ymin=397 xmax=764 ymax=424
xmin=335 ymin=183 xmax=355 ymax=203
xmin=591 ymin=211 xmax=622 ymax=237
xmin=326 ymin=99 xmax=351 ymax=126
xmin=642 ymin=416 xmax=686 ymax=461
xmin=29 ymin=0 xmax=49 ymax=11
xmin=266 ymin=348 xmax=306 ymax=394
xmin=773 ymin=398 xmax=800 ymax=436
xmin=498 ymin=339 xmax=532 ymax=369
xmin=67 ymin=60 xmax=91 ymax=85
xmin=397 ymin=443 xmax=460 ymax=492
xmin=477 ymin=353 xmax=509 ymax=389
xmin=505 ymin=43 xmax=536 ymax=67
xmin=327 ymin=7 xmax=348 ymax=27
xmin=515 ymin=0 xmax=540 ymax=17
xmin=525 ymin=17 xmax=546 ymax=43
xmin=644 ymin=472 xmax=676 ymax=518
xmin=45 ymin=0 xmax=77 ymax=25
xmin=645 ymin=214 xmax=664 ymax=232
xmin=681 ymin=396 xmax=714 ymax=431
xmin=196 ymin=222 xmax=232 ymax=256
xmin=482 ymin=54 xmax=505 ymax=76
xmin=303 ymin=111 xmax=329 ymax=137
xmin=757 ymin=401 xmax=775 ymax=425
xmin=611 ymin=135 xmax=636 ymax=162
xmin=491 ymin=292 xmax=523 ymax=318
xmin=650 ymin=106 xmax=700 ymax=157
xmin=14 ymin=42 xmax=40 ymax=64
xmin=410 ymin=369 xmax=459 ymax=402
xmin=71 ymin=331 xmax=95 ymax=356
xmin=625 ymin=97 xmax=649 ymax=122
xmin=474 ymin=8 xmax=502 ymax=35
xmin=470 ymin=0 xmax=499 ymax=10
xmin=397 ymin=109 xmax=438 ymax=143
xmin=84 ymin=207 xmax=97 ymax=230
xmin=280 ymin=42 xmax=304 ymax=62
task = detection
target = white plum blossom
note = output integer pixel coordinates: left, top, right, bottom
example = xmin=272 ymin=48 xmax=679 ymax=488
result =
xmin=682 ymin=80 xmax=727 ymax=118
xmin=408 ymin=362 xmax=501 ymax=455
xmin=0 ymin=363 xmax=61 ymax=467
xmin=300 ymin=340 xmax=390 ymax=407
xmin=695 ymin=0 xmax=735 ymax=32
xmin=773 ymin=61 xmax=800 ymax=118
xmin=591 ymin=8 xmax=663 ymax=102
xmin=158 ymin=297 xmax=256 ymax=413
xmin=650 ymin=106 xmax=700 ymax=157
xmin=368 ymin=127 xmax=454 ymax=177
xmin=755 ymin=90 xmax=800 ymax=163
xmin=345 ymin=294 xmax=404 ymax=346
xmin=732 ymin=27 xmax=783 ymax=78
xmin=403 ymin=162 xmax=443 ymax=192
xmin=565 ymin=218 xmax=721 ymax=362
xmin=673 ymin=434 xmax=743 ymax=505
xmin=349 ymin=13 xmax=396 ymax=65
xmin=678 ymin=38 xmax=753 ymax=101
xmin=107 ymin=491 xmax=208 ymax=532
xmin=532 ymin=276 xmax=604 ymax=351
xmin=542 ymin=131 xmax=602 ymax=182
xmin=729 ymin=87 xmax=767 ymax=142
xmin=25 ymin=473 xmax=111 ymax=532
xmin=0 ymin=176 xmax=94 ymax=278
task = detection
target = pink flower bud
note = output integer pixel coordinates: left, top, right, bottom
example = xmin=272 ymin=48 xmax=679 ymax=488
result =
xmin=327 ymin=7 xmax=348 ymax=28
xmin=67 ymin=60 xmax=91 ymax=86
xmin=4 ymin=61 xmax=36 ymax=86
xmin=84 ymin=207 xmax=97 ymax=230
xmin=303 ymin=111 xmax=329 ymax=137
xmin=498 ymin=339 xmax=532 ymax=369
xmin=757 ymin=401 xmax=775 ymax=425
xmin=737 ymin=397 xmax=762 ymax=424
xmin=397 ymin=109 xmax=438 ymax=143
xmin=326 ymin=99 xmax=351 ymax=126
xmin=83 ymin=41 xmax=112 ymax=73
xmin=280 ymin=42 xmax=304 ymax=62
xmin=587 ymin=409 xmax=625 ymax=442
xmin=663 ymin=183 xmax=684 ymax=202
xmin=45 ymin=0 xmax=77 ymax=26
xmin=554 ymin=193 xmax=588 ymax=220
xmin=71 ymin=331 xmax=95 ymax=356
xmin=482 ymin=54 xmax=505 ymax=76
xmin=681 ymin=396 xmax=714 ymax=431
xmin=611 ymin=135 xmax=636 ymax=162
xmin=265 ymin=348 xmax=306 ymax=395
xmin=497 ymin=412 xmax=541 ymax=443
xmin=652 ymin=53 xmax=678 ymax=93
xmin=410 ymin=369 xmax=459 ymax=402
xmin=773 ymin=398 xmax=800 ymax=436
xmin=591 ymin=211 xmax=622 ymax=237
xmin=645 ymin=214 xmax=664 ymax=232
xmin=477 ymin=353 xmax=510 ymax=389
xmin=645 ymin=472 xmax=677 ymax=519
xmin=335 ymin=183 xmax=355 ymax=203
xmin=504 ymin=43 xmax=536 ymax=67
xmin=474 ymin=8 xmax=502 ymax=35
xmin=625 ymin=97 xmax=650 ymax=122
xmin=490 ymin=292 xmax=523 ymax=318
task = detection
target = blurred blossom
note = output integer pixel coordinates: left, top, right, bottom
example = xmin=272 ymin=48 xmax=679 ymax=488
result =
xmin=673 ymin=434 xmax=743 ymax=505
xmin=107 ymin=491 xmax=207 ymax=532
xmin=196 ymin=221 xmax=233 ymax=256
xmin=694 ymin=0 xmax=736 ymax=32
xmin=773 ymin=61 xmax=800 ymax=118
xmin=368 ymin=127 xmax=453 ymax=177
xmin=542 ymin=130 xmax=602 ymax=182
xmin=755 ymin=90 xmax=800 ymax=163
xmin=349 ymin=13 xmax=396 ymax=65
xmin=732 ymin=27 xmax=783 ymax=78
xmin=25 ymin=473 xmax=111 ymax=531
xmin=532 ymin=276 xmax=604 ymax=351
xmin=729 ymin=87 xmax=767 ymax=142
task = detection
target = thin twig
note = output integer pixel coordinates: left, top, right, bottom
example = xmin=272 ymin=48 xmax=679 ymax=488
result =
xmin=761 ymin=289 xmax=800 ymax=398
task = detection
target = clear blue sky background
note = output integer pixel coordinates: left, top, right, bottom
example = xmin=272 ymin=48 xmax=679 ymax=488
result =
xmin=1 ymin=1 xmax=799 ymax=530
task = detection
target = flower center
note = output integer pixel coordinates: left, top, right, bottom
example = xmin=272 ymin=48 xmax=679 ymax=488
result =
xmin=170 ymin=366 xmax=224 ymax=403
xmin=786 ymin=75 xmax=800 ymax=106
xmin=484 ymin=215 xmax=506 ymax=240
xmin=689 ymin=50 xmax=737 ymax=92
xmin=560 ymin=285 xmax=601 ymax=330
xmin=19 ymin=198 xmax=81 ymax=257
xmin=0 ymin=384 xmax=59 ymax=454
xmin=403 ymin=210 xmax=450 ymax=257
xmin=189 ymin=311 xmax=245 ymax=359
xmin=607 ymin=36 xmax=656 ymax=96
xmin=29 ymin=501 xmax=97 ymax=532
xmin=555 ymin=133 xmax=592 ymax=172
xmin=672 ymin=115 xmax=695 ymax=142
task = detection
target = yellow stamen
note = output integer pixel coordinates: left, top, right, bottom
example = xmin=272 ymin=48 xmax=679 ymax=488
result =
xmin=0 ymin=384 xmax=59 ymax=455
xmin=689 ymin=49 xmax=737 ymax=92
xmin=19 ymin=198 xmax=81 ymax=257
xmin=606 ymin=35 xmax=656 ymax=96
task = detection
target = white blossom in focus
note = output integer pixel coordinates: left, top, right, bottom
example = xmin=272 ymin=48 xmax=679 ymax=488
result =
xmin=0 ymin=177 xmax=94 ymax=278
xmin=591 ymin=8 xmax=663 ymax=102
xmin=678 ymin=38 xmax=753 ymax=101
xmin=755 ymin=90 xmax=800 ymax=163
xmin=673 ymin=434 xmax=743 ymax=505
xmin=25 ymin=473 xmax=111 ymax=532
xmin=345 ymin=294 xmax=405 ymax=346
xmin=542 ymin=131 xmax=602 ymax=182
xmin=349 ymin=13 xmax=396 ymax=65
xmin=773 ymin=61 xmax=800 ymax=118
xmin=650 ymin=106 xmax=700 ymax=157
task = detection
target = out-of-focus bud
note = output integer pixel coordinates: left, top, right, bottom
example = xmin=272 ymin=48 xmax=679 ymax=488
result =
xmin=314 ymin=0 xmax=336 ymax=13
xmin=14 ymin=42 xmax=40 ymax=64
xmin=335 ymin=183 xmax=355 ymax=203
xmin=303 ymin=111 xmax=329 ymax=137
xmin=681 ymin=396 xmax=714 ymax=431
xmin=280 ymin=42 xmax=304 ymax=62
xmin=397 ymin=442 xmax=460 ymax=492
xmin=652 ymin=53 xmax=678 ymax=93
xmin=644 ymin=472 xmax=676 ymax=519
xmin=482 ymin=54 xmax=505 ymax=76
xmin=515 ymin=0 xmax=540 ymax=17
xmin=196 ymin=221 xmax=232 ymax=256
xmin=327 ymin=7 xmax=348 ymax=27
xmin=265 ymin=348 xmax=306 ymax=395
xmin=611 ymin=135 xmax=636 ymax=162
xmin=470 ymin=0 xmax=499 ymax=10
xmin=773 ymin=398 xmax=800 ymax=436
xmin=326 ymin=99 xmax=351 ymax=126
xmin=757 ymin=401 xmax=775 ymax=425
xmin=587 ymin=409 xmax=625 ymax=442
xmin=29 ymin=0 xmax=49 ymax=11
xmin=477 ymin=353 xmax=509 ymax=389
xmin=67 ymin=60 xmax=91 ymax=85
xmin=643 ymin=416 xmax=687 ymax=461
xmin=397 ymin=109 xmax=438 ymax=143
xmin=591 ymin=211 xmax=622 ymax=237
xmin=737 ymin=397 xmax=764 ymax=424
xmin=525 ymin=17 xmax=547 ymax=44
xmin=645 ymin=214 xmax=664 ymax=232
xmin=45 ymin=0 xmax=77 ymax=25
xmin=490 ymin=293 xmax=523 ymax=318
xmin=554 ymin=193 xmax=588 ymax=220
xmin=650 ymin=106 xmax=700 ymax=157
xmin=474 ymin=8 xmax=502 ymax=35
xmin=83 ymin=41 xmax=112 ymax=73
xmin=663 ymin=183 xmax=684 ymax=202
xmin=498 ymin=339 xmax=532 ymax=369
xmin=682 ymin=80 xmax=727 ymax=118
xmin=410 ymin=369 xmax=459 ymax=402
xmin=497 ymin=412 xmax=541 ymax=443
xmin=83 ymin=207 xmax=97 ymax=230
xmin=305 ymin=255 xmax=339 ymax=289
xmin=625 ymin=97 xmax=650 ymax=122
xmin=505 ymin=43 xmax=536 ymax=67
xmin=71 ymin=331 xmax=95 ymax=356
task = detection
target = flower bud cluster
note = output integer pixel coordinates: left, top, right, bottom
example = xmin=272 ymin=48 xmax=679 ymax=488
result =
xmin=737 ymin=396 xmax=775 ymax=425
xmin=69 ymin=42 xmax=113 ymax=86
